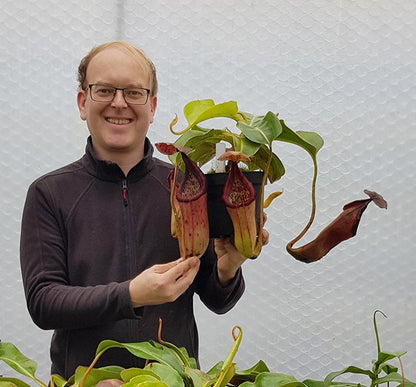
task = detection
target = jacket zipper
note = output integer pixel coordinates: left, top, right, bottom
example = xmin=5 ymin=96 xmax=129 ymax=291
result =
xmin=122 ymin=178 xmax=136 ymax=345
xmin=122 ymin=179 xmax=128 ymax=206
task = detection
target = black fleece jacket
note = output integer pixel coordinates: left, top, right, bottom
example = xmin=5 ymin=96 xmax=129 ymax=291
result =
xmin=20 ymin=137 xmax=245 ymax=378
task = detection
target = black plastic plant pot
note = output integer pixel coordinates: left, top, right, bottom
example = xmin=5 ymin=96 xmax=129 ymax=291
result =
xmin=206 ymin=171 xmax=264 ymax=238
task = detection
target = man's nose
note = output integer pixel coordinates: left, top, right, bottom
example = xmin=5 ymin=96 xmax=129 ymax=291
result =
xmin=111 ymin=89 xmax=128 ymax=107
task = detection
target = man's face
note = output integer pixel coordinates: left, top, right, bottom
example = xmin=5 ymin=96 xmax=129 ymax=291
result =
xmin=77 ymin=47 xmax=157 ymax=161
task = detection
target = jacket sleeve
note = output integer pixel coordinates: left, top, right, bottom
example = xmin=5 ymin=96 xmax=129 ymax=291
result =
xmin=194 ymin=241 xmax=245 ymax=314
xmin=19 ymin=179 xmax=140 ymax=331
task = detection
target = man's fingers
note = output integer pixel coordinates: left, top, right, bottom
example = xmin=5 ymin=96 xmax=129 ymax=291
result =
xmin=152 ymin=258 xmax=184 ymax=274
xmin=262 ymin=228 xmax=269 ymax=246
xmin=164 ymin=256 xmax=200 ymax=282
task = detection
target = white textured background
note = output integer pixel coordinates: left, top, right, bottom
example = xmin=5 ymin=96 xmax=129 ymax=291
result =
xmin=1 ymin=0 xmax=415 ymax=384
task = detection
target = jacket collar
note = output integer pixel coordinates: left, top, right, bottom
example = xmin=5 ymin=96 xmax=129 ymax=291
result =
xmin=81 ymin=136 xmax=155 ymax=182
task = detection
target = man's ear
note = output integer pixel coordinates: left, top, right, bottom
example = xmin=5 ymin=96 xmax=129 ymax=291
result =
xmin=149 ymin=96 xmax=157 ymax=124
xmin=77 ymin=90 xmax=87 ymax=121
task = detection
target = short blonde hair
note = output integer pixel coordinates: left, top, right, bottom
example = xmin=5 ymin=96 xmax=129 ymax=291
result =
xmin=77 ymin=41 xmax=158 ymax=96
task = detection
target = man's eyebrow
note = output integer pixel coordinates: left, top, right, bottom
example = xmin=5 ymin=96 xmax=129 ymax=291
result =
xmin=92 ymin=81 xmax=147 ymax=88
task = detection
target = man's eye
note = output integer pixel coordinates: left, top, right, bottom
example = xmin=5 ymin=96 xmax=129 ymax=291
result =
xmin=126 ymin=89 xmax=145 ymax=96
xmin=97 ymin=88 xmax=113 ymax=94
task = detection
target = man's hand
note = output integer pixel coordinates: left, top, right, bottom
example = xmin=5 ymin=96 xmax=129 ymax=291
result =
xmin=214 ymin=238 xmax=245 ymax=285
xmin=129 ymin=256 xmax=200 ymax=308
xmin=215 ymin=213 xmax=269 ymax=285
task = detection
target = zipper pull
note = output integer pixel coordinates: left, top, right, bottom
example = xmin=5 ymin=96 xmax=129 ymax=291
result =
xmin=122 ymin=179 xmax=128 ymax=206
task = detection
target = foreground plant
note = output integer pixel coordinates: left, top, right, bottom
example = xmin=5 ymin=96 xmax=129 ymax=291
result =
xmin=158 ymin=98 xmax=387 ymax=261
xmin=1 ymin=311 xmax=414 ymax=387
xmin=303 ymin=310 xmax=415 ymax=387
xmin=0 ymin=319 xmax=244 ymax=387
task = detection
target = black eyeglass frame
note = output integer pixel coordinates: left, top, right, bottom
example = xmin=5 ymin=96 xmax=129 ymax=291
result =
xmin=87 ymin=84 xmax=151 ymax=105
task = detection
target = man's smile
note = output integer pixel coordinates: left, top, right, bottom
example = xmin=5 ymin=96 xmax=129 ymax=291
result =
xmin=105 ymin=117 xmax=133 ymax=125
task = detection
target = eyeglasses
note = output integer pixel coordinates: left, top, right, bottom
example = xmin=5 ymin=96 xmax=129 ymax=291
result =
xmin=87 ymin=84 xmax=151 ymax=105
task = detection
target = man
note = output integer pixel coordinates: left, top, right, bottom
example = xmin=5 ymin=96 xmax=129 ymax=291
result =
xmin=20 ymin=41 xmax=265 ymax=379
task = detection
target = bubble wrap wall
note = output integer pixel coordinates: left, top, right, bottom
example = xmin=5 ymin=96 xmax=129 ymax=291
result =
xmin=1 ymin=0 xmax=415 ymax=384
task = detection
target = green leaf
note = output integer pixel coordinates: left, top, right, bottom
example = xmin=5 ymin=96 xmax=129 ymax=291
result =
xmin=121 ymin=368 xmax=161 ymax=382
xmin=278 ymin=120 xmax=323 ymax=158
xmin=0 ymin=378 xmax=31 ymax=387
xmin=172 ymin=127 xmax=263 ymax=170
xmin=64 ymin=373 xmax=75 ymax=386
xmin=122 ymin=374 xmax=162 ymax=386
xmin=302 ymin=379 xmax=326 ymax=387
xmin=380 ymin=363 xmax=398 ymax=374
xmin=249 ymin=146 xmax=285 ymax=182
xmin=173 ymin=126 xmax=214 ymax=148
xmin=230 ymin=360 xmax=270 ymax=384
xmin=96 ymin=340 xmax=182 ymax=370
xmin=237 ymin=112 xmax=282 ymax=145
xmin=375 ymin=371 xmax=408 ymax=385
xmin=304 ymin=380 xmax=362 ymax=387
xmin=95 ymin=340 xmax=190 ymax=377
xmin=172 ymin=127 xmax=235 ymax=168
xmin=234 ymin=137 xmax=262 ymax=158
xmin=49 ymin=374 xmax=68 ymax=387
xmin=236 ymin=359 xmax=270 ymax=376
xmin=144 ymin=363 xmax=185 ymax=387
xmin=126 ymin=381 xmax=167 ymax=387
xmin=0 ymin=343 xmax=46 ymax=387
xmin=183 ymin=99 xmax=240 ymax=128
xmin=264 ymin=190 xmax=283 ymax=208
xmin=296 ymin=131 xmax=324 ymax=152
xmin=189 ymin=143 xmax=216 ymax=167
xmin=186 ymin=366 xmax=214 ymax=386
xmin=324 ymin=366 xmax=374 ymax=385
xmin=240 ymin=372 xmax=305 ymax=387
xmin=74 ymin=365 xmax=123 ymax=387
xmin=373 ymin=351 xmax=406 ymax=371
xmin=256 ymin=373 xmax=304 ymax=387
xmin=206 ymin=361 xmax=224 ymax=379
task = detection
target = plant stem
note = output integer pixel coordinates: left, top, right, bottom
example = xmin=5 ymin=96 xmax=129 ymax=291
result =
xmin=254 ymin=146 xmax=273 ymax=255
xmin=398 ymin=356 xmax=406 ymax=387
xmin=79 ymin=350 xmax=105 ymax=387
xmin=372 ymin=309 xmax=388 ymax=387
xmin=157 ymin=318 xmax=190 ymax=367
xmin=289 ymin=155 xmax=318 ymax=246
xmin=373 ymin=310 xmax=387 ymax=355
